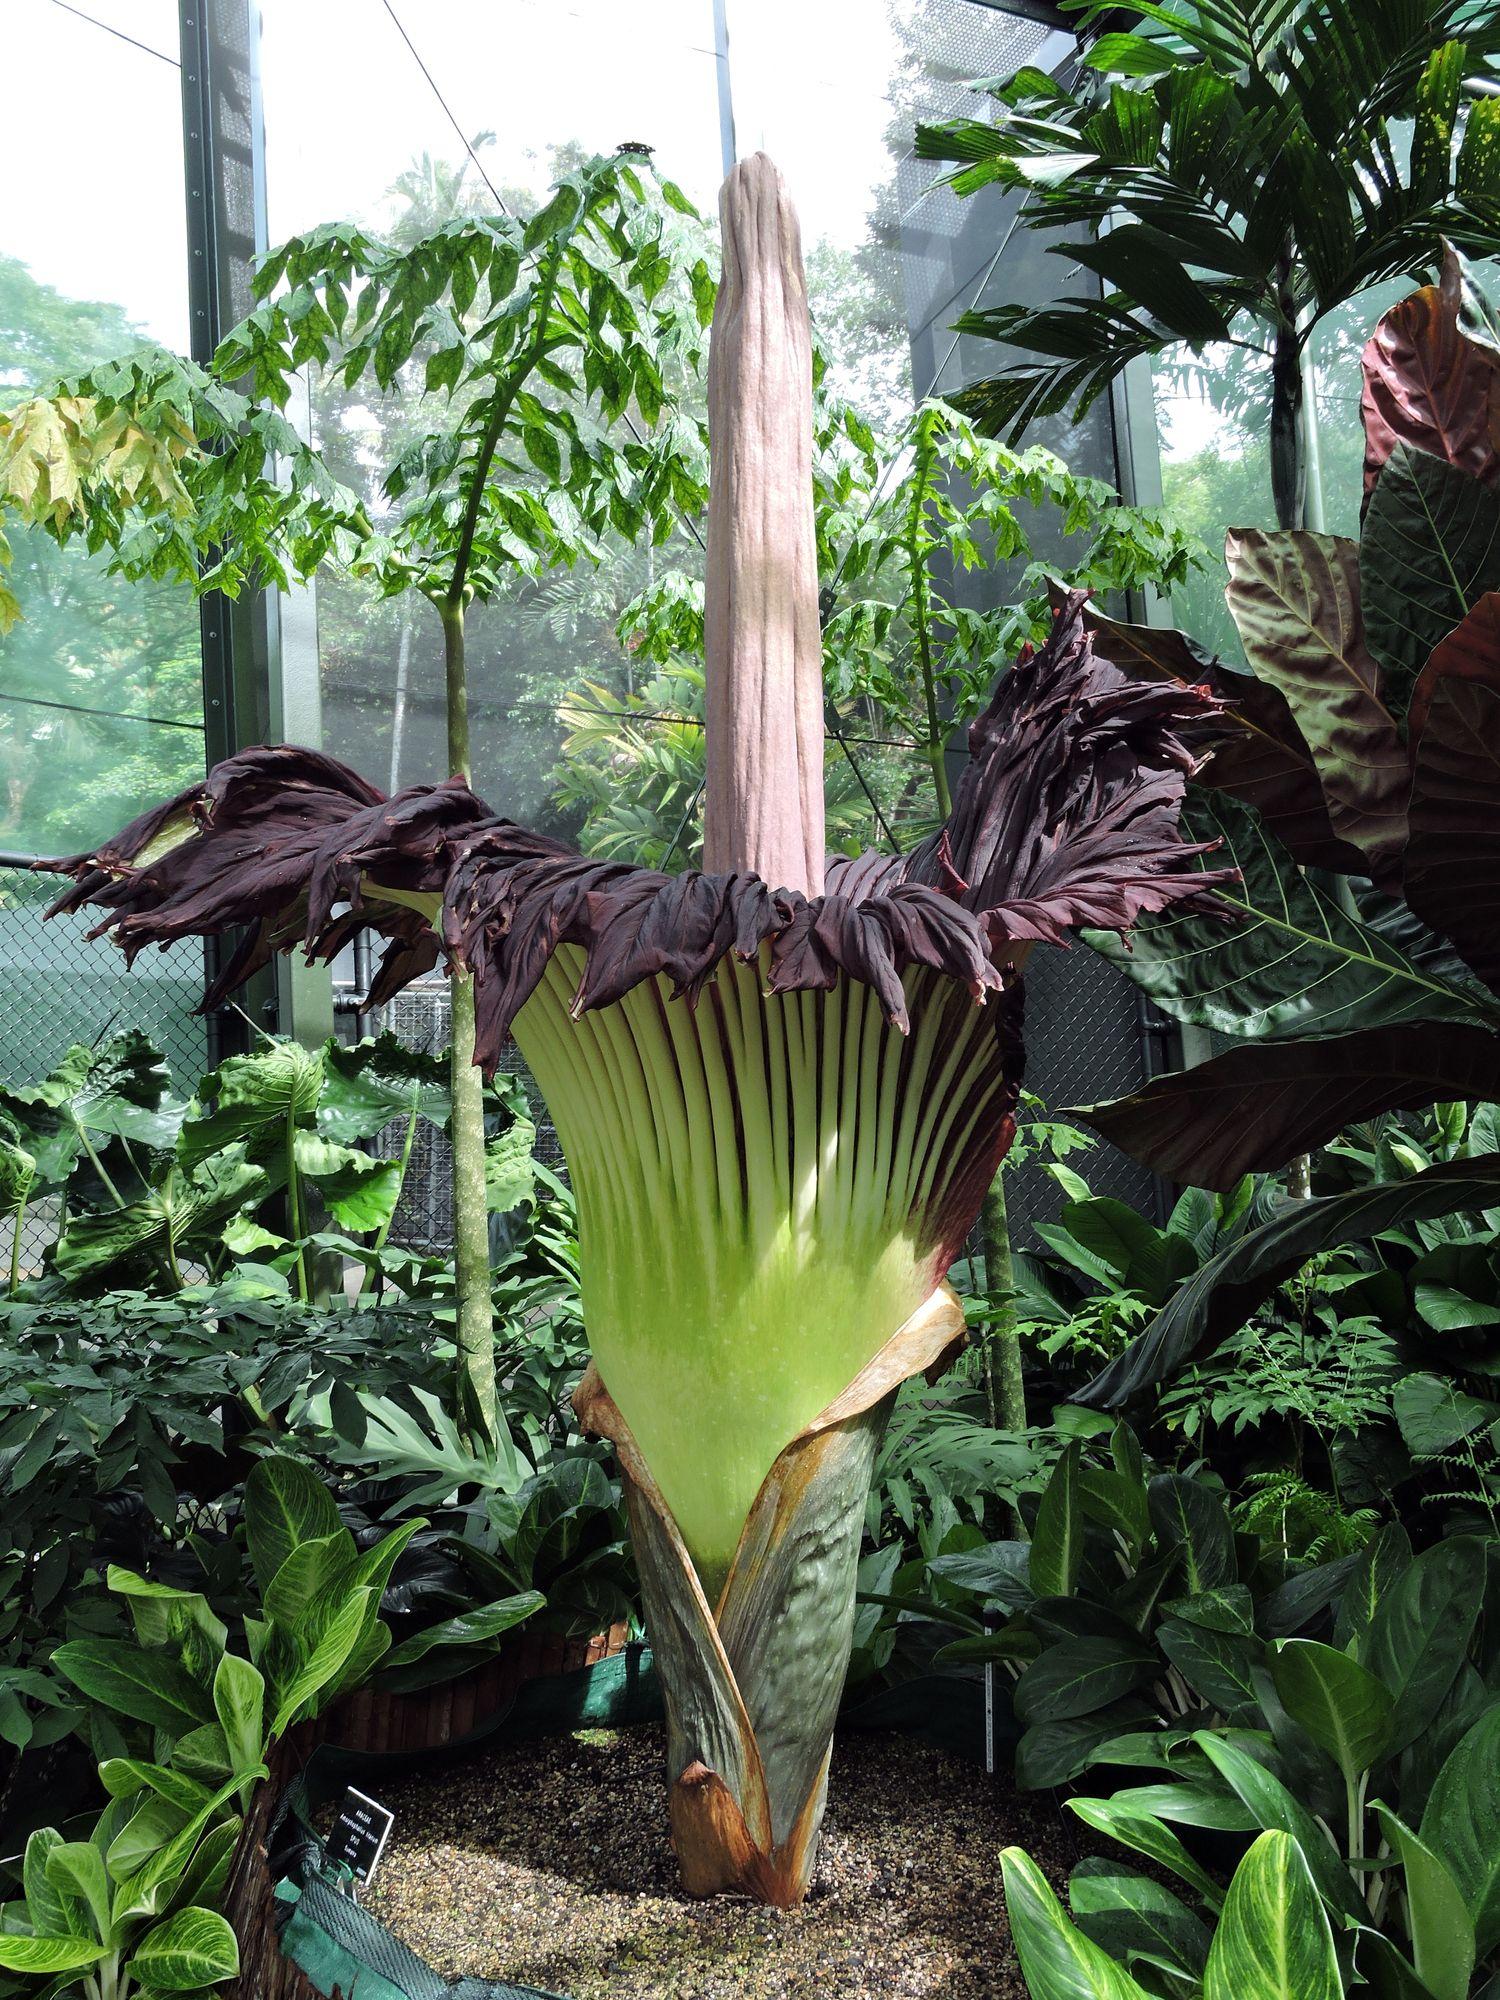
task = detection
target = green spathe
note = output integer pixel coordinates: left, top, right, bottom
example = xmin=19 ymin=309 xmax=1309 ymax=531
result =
xmin=521 ymin=948 xmax=1007 ymax=1591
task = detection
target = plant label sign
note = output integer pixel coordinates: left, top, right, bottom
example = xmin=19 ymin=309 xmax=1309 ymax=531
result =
xmin=328 ymin=1787 xmax=395 ymax=1886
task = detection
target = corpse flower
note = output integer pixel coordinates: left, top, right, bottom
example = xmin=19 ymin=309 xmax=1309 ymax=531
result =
xmin=47 ymin=157 xmax=1230 ymax=1905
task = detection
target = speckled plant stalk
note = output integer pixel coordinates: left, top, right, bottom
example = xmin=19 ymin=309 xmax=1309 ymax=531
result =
xmin=44 ymin=158 xmax=1231 ymax=1909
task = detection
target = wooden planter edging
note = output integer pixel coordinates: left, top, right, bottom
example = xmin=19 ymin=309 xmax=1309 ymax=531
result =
xmin=225 ymin=1623 xmax=629 ymax=1999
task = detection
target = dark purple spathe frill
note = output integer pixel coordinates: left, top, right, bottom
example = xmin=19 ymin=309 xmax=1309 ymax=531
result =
xmin=43 ymin=593 xmax=1235 ymax=1072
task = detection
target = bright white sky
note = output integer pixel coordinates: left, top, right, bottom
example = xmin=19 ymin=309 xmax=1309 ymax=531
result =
xmin=2 ymin=0 xmax=908 ymax=348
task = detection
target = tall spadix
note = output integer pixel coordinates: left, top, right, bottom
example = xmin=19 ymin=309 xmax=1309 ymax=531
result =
xmin=703 ymin=154 xmax=825 ymax=896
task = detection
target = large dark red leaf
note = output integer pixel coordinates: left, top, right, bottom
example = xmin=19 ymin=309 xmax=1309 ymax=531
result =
xmin=1360 ymin=245 xmax=1500 ymax=507
xmin=1405 ymin=591 xmax=1500 ymax=998
xmin=1079 ymin=602 xmax=1366 ymax=875
xmin=1075 ymin=1021 xmax=1500 ymax=1190
xmin=1224 ymin=529 xmax=1408 ymax=884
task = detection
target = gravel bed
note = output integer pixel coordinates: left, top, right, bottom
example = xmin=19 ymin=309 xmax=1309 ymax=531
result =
xmin=363 ymin=1724 xmax=1086 ymax=1999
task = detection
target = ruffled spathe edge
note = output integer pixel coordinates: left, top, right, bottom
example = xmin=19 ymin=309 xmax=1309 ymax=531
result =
xmin=41 ymin=591 xmax=1236 ymax=1073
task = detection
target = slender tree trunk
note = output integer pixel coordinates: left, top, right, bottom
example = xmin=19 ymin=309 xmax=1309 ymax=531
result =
xmin=1269 ymin=248 xmax=1306 ymax=534
xmin=440 ymin=598 xmax=497 ymax=1437
xmin=388 ymin=610 xmax=414 ymax=793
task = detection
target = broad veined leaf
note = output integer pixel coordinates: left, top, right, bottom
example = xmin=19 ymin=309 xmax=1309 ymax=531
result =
xmin=1014 ymin=1636 xmax=1158 ymax=1725
xmin=43 ymin=1841 xmax=111 ymax=1945
xmin=211 ymin=1651 xmax=265 ymax=1782
xmin=999 ymin=1845 xmax=1154 ymax=2000
xmin=1107 ymin=1781 xmax=1257 ymax=1833
xmin=1193 ymin=1733 xmax=1363 ymax=1925
xmin=1076 ymin=1022 xmax=1500 ymax=1189
xmin=178 ymin=1037 xmax=324 ymax=1167
xmin=923 ymin=1540 xmax=1034 ymax=1610
xmin=50 ymin=1640 xmax=214 ymax=1736
xmin=0 ymin=1130 xmax=36 ymax=1220
xmin=0 ymin=1935 xmax=107 ymax=1973
xmin=125 ymin=1905 xmax=239 ymax=1991
xmin=1360 ymin=246 xmax=1500 ymax=505
xmin=1419 ymin=1701 xmax=1500 ymax=1954
xmin=1271 ymin=1640 xmax=1394 ymax=1782
xmin=1077 ymin=602 xmax=1363 ymax=874
xmin=1086 ymin=792 xmax=1483 ymax=1044
xmin=1078 ymin=1156 xmax=1500 ymax=1404
xmin=1029 ymin=1440 xmax=1085 ymax=1599
xmin=23 ymin=1827 xmax=83 ymax=1941
xmin=1405 ymin=592 xmax=1500 ymax=1000
xmin=318 ymin=1031 xmax=450 ymax=1140
xmin=380 ymin=1590 xmax=546 ymax=1674
xmin=105 ymin=1792 xmax=189 ymax=1882
xmin=1334 ymin=1523 xmax=1413 ymax=1659
xmin=1369 ymin=1538 xmax=1487 ymax=1757
xmin=1014 ymin=1703 xmax=1159 ymax=1790
xmin=1375 ymin=1805 xmax=1475 ymax=2000
xmin=292 ymin=1132 xmax=402 ymax=1234
xmin=1224 ymin=528 xmax=1407 ymax=879
xmin=1157 ymin=1618 xmax=1262 ymax=1720
xmin=1361 ymin=444 xmax=1500 ymax=709
xmin=53 ymin=1150 xmax=268 ymax=1285
xmin=1066 ymin=1797 xmax=1224 ymax=1911
xmin=98 ymin=1759 xmax=213 ymax=1815
xmin=270 ymin=1586 xmax=373 ymax=1736
xmin=242 ymin=1455 xmax=342 ymax=1595
xmin=1203 ymin=1830 xmax=1341 ymax=2000
xmin=1148 ymin=1474 xmax=1235 ymax=1595
xmin=1069 ymin=1856 xmax=1211 ymax=1982
xmin=1394 ymin=1373 xmax=1500 ymax=1456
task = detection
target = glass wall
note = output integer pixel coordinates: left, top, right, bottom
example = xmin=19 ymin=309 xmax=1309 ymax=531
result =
xmin=0 ymin=1 xmax=207 ymax=1082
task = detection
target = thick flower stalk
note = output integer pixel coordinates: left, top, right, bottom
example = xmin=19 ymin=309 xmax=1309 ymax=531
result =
xmin=44 ymin=158 xmax=1230 ymax=1905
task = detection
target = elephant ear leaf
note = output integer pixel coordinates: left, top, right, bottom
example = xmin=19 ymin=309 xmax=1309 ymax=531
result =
xmin=1405 ymin=591 xmax=1500 ymax=1000
xmin=1224 ymin=528 xmax=1408 ymax=881
xmin=1359 ymin=243 xmax=1500 ymax=507
xmin=1203 ymin=1830 xmax=1341 ymax=2000
xmin=999 ymin=1845 xmax=1154 ymax=2000
xmin=318 ymin=1031 xmax=451 ymax=1141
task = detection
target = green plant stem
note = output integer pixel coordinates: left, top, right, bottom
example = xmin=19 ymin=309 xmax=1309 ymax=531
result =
xmin=73 ymin=1119 xmax=125 ymax=1208
xmin=908 ymin=485 xmax=951 ymax=819
xmin=440 ymin=598 xmax=497 ymax=1439
xmin=285 ymin=1098 xmax=308 ymax=1304
xmin=982 ymin=1172 xmax=1026 ymax=1537
xmin=7 ymin=1193 xmax=25 ymax=1298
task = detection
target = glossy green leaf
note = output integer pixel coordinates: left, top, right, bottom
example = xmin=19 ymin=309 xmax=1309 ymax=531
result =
xmin=125 ymin=1905 xmax=239 ymax=1991
xmin=1148 ymin=1473 xmax=1235 ymax=1594
xmin=1085 ymin=791 xmax=1482 ymax=1045
xmin=1369 ymin=1539 xmax=1487 ymax=1755
xmin=44 ymin=1841 xmax=110 ymax=1945
xmin=1066 ymin=1797 xmax=1224 ymax=1911
xmin=999 ymin=1844 xmax=1154 ymax=1999
xmin=1203 ymin=1830 xmax=1341 ymax=2000
xmin=1158 ymin=1617 xmax=1262 ymax=1720
xmin=243 ymin=1455 xmax=342 ymax=1595
xmin=1375 ymin=1805 xmax=1475 ymax=2000
xmin=1334 ymin=1523 xmax=1412 ymax=1659
xmin=1069 ymin=1856 xmax=1211 ymax=1980
xmin=1420 ymin=1701 xmax=1500 ymax=1955
xmin=270 ymin=1586 xmax=373 ymax=1737
xmin=263 ymin=1531 xmax=356 ymax=1636
xmin=1194 ymin=1731 xmax=1362 ymax=1923
xmin=381 ymin=1590 xmax=545 ymax=1671
xmin=1014 ymin=1636 xmax=1157 ymax=1725
xmin=1029 ymin=1441 xmax=1085 ymax=1598
xmin=212 ymin=1651 xmax=265 ymax=1782
xmin=50 ymin=1639 xmax=213 ymax=1735
xmin=0 ymin=1934 xmax=107 ymax=1973
xmin=23 ymin=1827 xmax=82 ymax=1941
xmin=1271 ymin=1639 xmax=1394 ymax=1782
